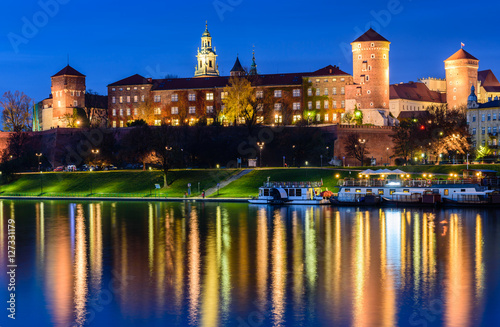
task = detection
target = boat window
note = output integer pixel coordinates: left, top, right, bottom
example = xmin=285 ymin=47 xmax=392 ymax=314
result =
xmin=296 ymin=189 xmax=302 ymax=197
xmin=284 ymin=189 xmax=289 ymax=195
xmin=461 ymin=189 xmax=466 ymax=192
xmin=289 ymin=189 xmax=295 ymax=197
xmin=356 ymin=189 xmax=361 ymax=193
xmin=378 ymin=189 xmax=384 ymax=195
xmin=444 ymin=189 xmax=449 ymax=196
xmin=403 ymin=189 xmax=409 ymax=193
xmin=433 ymin=189 xmax=439 ymax=194
xmin=345 ymin=189 xmax=351 ymax=193
xmin=390 ymin=189 xmax=395 ymax=195
xmin=263 ymin=189 xmax=269 ymax=196
xmin=366 ymin=189 xmax=372 ymax=194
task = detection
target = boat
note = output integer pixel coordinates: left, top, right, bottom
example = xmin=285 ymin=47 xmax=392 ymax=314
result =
xmin=249 ymin=181 xmax=329 ymax=205
xmin=334 ymin=176 xmax=494 ymax=207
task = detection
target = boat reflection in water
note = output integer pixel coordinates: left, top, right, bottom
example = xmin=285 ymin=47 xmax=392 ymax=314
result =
xmin=1 ymin=201 xmax=499 ymax=326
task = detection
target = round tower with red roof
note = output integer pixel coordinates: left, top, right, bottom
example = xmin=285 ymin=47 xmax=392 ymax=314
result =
xmin=444 ymin=48 xmax=479 ymax=109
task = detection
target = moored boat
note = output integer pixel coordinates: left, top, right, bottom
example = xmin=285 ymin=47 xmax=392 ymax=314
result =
xmin=249 ymin=181 xmax=329 ymax=205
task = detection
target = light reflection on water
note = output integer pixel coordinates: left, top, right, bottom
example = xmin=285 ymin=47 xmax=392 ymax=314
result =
xmin=0 ymin=201 xmax=499 ymax=327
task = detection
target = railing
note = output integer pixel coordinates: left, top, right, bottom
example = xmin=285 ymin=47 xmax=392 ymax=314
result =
xmin=262 ymin=181 xmax=322 ymax=188
xmin=0 ymin=192 xmax=159 ymax=198
xmin=340 ymin=178 xmax=480 ymax=187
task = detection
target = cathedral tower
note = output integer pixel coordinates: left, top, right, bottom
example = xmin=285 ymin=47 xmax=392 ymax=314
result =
xmin=445 ymin=48 xmax=478 ymax=109
xmin=195 ymin=22 xmax=219 ymax=77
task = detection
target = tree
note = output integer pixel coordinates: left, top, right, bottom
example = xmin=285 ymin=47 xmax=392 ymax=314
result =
xmin=137 ymin=94 xmax=158 ymax=126
xmin=84 ymin=90 xmax=108 ymax=127
xmin=476 ymin=145 xmax=492 ymax=160
xmin=344 ymin=133 xmax=370 ymax=166
xmin=353 ymin=106 xmax=363 ymax=125
xmin=391 ymin=119 xmax=421 ymax=163
xmin=222 ymin=77 xmax=255 ymax=126
xmin=0 ymin=91 xmax=33 ymax=131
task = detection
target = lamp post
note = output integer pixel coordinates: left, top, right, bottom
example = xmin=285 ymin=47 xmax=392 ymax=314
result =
xmin=149 ymin=166 xmax=152 ymax=196
xmin=36 ymin=153 xmax=42 ymax=172
xmin=358 ymin=139 xmax=366 ymax=166
xmin=90 ymin=149 xmax=99 ymax=196
xmin=39 ymin=171 xmax=43 ymax=196
xmin=257 ymin=142 xmax=264 ymax=168
xmin=386 ymin=147 xmax=389 ymax=166
xmin=292 ymin=145 xmax=296 ymax=167
xmin=467 ymin=153 xmax=470 ymax=170
xmin=320 ymin=155 xmax=323 ymax=168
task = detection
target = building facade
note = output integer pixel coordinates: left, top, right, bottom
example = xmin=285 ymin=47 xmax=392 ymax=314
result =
xmin=467 ymin=86 xmax=500 ymax=149
xmin=444 ymin=49 xmax=479 ymax=109
xmin=389 ymin=81 xmax=446 ymax=118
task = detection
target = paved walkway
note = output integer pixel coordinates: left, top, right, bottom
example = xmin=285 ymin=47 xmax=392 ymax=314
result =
xmin=204 ymin=169 xmax=254 ymax=196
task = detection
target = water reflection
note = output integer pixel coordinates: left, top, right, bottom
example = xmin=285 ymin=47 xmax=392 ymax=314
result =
xmin=2 ymin=201 xmax=498 ymax=326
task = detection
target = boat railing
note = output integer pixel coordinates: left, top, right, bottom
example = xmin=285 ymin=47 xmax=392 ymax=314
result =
xmin=262 ymin=181 xmax=322 ymax=188
xmin=340 ymin=178 xmax=478 ymax=187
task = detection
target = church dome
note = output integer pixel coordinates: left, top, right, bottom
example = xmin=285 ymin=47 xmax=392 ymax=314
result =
xmin=468 ymin=85 xmax=478 ymax=102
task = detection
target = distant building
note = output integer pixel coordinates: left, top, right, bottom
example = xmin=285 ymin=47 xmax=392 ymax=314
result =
xmin=477 ymin=69 xmax=500 ymax=103
xmin=467 ymin=86 xmax=500 ymax=149
xmin=444 ymin=49 xmax=479 ymax=109
xmin=389 ymin=81 xmax=446 ymax=118
xmin=194 ymin=23 xmax=219 ymax=77
xmin=418 ymin=77 xmax=447 ymax=93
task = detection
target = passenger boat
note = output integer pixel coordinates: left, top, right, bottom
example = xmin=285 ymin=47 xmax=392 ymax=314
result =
xmin=249 ymin=181 xmax=329 ymax=205
xmin=334 ymin=177 xmax=496 ymax=207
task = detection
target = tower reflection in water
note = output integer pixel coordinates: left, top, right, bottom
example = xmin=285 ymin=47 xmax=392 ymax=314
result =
xmin=11 ymin=201 xmax=490 ymax=326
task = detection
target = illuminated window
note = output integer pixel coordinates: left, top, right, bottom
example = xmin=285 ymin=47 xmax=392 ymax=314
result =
xmin=119 ymin=96 xmax=123 ymax=103
xmin=274 ymin=115 xmax=282 ymax=123
xmin=112 ymin=121 xmax=116 ymax=128
xmin=274 ymin=103 xmax=282 ymax=110
xmin=154 ymin=107 xmax=161 ymax=115
xmin=316 ymin=101 xmax=321 ymax=109
xmin=333 ymin=100 xmax=337 ymax=108
xmin=308 ymin=88 xmax=313 ymax=96
xmin=133 ymin=108 xmax=138 ymax=116
xmin=206 ymin=106 xmax=214 ymax=113
xmin=341 ymin=87 xmax=345 ymax=95
xmin=154 ymin=120 xmax=161 ymax=126
xmin=134 ymin=95 xmax=138 ymax=103
xmin=324 ymin=88 xmax=329 ymax=96
xmin=171 ymin=107 xmax=179 ymax=115
xmin=257 ymin=104 xmax=264 ymax=111
xmin=154 ymin=95 xmax=161 ymax=102
xmin=274 ymin=90 xmax=282 ymax=98
xmin=126 ymin=108 xmax=131 ymax=116
xmin=188 ymin=93 xmax=196 ymax=101
xmin=293 ymin=89 xmax=301 ymax=97
xmin=221 ymin=91 xmax=228 ymax=99
xmin=293 ymin=102 xmax=301 ymax=110
xmin=333 ymin=113 xmax=337 ymax=121
xmin=341 ymin=78 xmax=345 ymax=82
xmin=73 ymin=100 xmax=78 ymax=107
xmin=378 ymin=189 xmax=384 ymax=195
xmin=324 ymin=100 xmax=329 ymax=109
xmin=256 ymin=90 xmax=264 ymax=98
xmin=189 ymin=106 xmax=196 ymax=114
xmin=112 ymin=109 xmax=116 ymax=116
xmin=141 ymin=95 xmax=145 ymax=102
xmin=293 ymin=115 xmax=301 ymax=122
xmin=325 ymin=113 xmax=329 ymax=122
xmin=119 ymin=109 xmax=123 ymax=116
xmin=171 ymin=94 xmax=178 ymax=102
xmin=126 ymin=96 xmax=130 ymax=103
xmin=120 ymin=121 xmax=124 ymax=127
xmin=206 ymin=93 xmax=214 ymax=101
xmin=172 ymin=119 xmax=179 ymax=126
xmin=308 ymin=101 xmax=313 ymax=109
xmin=341 ymin=100 xmax=345 ymax=108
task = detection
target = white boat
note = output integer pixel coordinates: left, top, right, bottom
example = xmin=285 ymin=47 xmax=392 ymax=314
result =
xmin=249 ymin=181 xmax=329 ymax=205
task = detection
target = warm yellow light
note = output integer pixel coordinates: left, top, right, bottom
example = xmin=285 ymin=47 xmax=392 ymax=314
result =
xmin=400 ymin=174 xmax=405 ymax=178
xmin=335 ymin=174 xmax=340 ymax=178
xmin=406 ymin=174 xmax=410 ymax=178
xmin=381 ymin=174 xmax=385 ymax=178
xmin=423 ymin=174 xmax=427 ymax=178
xmin=429 ymin=174 xmax=433 ymax=178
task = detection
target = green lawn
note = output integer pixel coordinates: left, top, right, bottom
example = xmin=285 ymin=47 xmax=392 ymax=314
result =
xmin=210 ymin=168 xmax=343 ymax=198
xmin=1 ymin=169 xmax=238 ymax=197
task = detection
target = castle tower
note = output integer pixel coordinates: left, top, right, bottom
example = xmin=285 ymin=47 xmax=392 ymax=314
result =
xmin=194 ymin=22 xmax=219 ymax=77
xmin=346 ymin=28 xmax=391 ymax=126
xmin=230 ymin=56 xmax=246 ymax=77
xmin=445 ymin=48 xmax=479 ymax=109
xmin=43 ymin=65 xmax=86 ymax=129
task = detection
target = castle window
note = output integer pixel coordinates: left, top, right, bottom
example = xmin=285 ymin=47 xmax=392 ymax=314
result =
xmin=112 ymin=88 xmax=116 ymax=91
xmin=324 ymin=88 xmax=329 ymax=96
xmin=453 ymin=88 xmax=457 ymax=92
xmin=366 ymin=76 xmax=369 ymax=81
xmin=154 ymin=108 xmax=161 ymax=115
xmin=481 ymin=127 xmax=485 ymax=134
xmin=127 ymin=96 xmax=130 ymax=103
xmin=341 ymin=78 xmax=345 ymax=82
xmin=358 ymin=55 xmax=362 ymax=60
xmin=371 ymin=43 xmax=375 ymax=47
xmin=141 ymin=95 xmax=145 ymax=102
xmin=274 ymin=90 xmax=282 ymax=98
xmin=127 ymin=88 xmax=130 ymax=91
xmin=71 ymin=91 xmax=74 ymax=96
xmin=119 ymin=96 xmax=123 ymax=103
xmin=488 ymin=127 xmax=492 ymax=134
xmin=171 ymin=107 xmax=179 ymax=115
xmin=58 ymin=101 xmax=61 ymax=107
xmin=77 ymin=91 xmax=81 ymax=96
xmin=333 ymin=100 xmax=337 ymax=108
xmin=189 ymin=93 xmax=196 ymax=101
xmin=154 ymin=95 xmax=161 ymax=102
xmin=206 ymin=106 xmax=214 ymax=113
xmin=293 ymin=102 xmax=301 ymax=110
xmin=325 ymin=114 xmax=329 ymax=122
xmin=274 ymin=103 xmax=282 ymax=110
xmin=370 ymin=102 xmax=374 ymax=106
xmin=119 ymin=109 xmax=123 ymax=116
xmin=358 ymin=44 xmax=361 ymax=48
xmin=112 ymin=97 xmax=116 ymax=104
xmin=209 ymin=60 xmax=212 ymax=68
xmin=493 ymin=114 xmax=497 ymax=121
xmin=324 ymin=100 xmax=329 ymax=109
xmin=308 ymin=101 xmax=312 ymax=109
xmin=308 ymin=88 xmax=313 ymax=96
xmin=112 ymin=121 xmax=116 ymax=128
xmin=119 ymin=88 xmax=123 ymax=91
xmin=134 ymin=87 xmax=137 ymax=90
xmin=383 ymin=54 xmax=387 ymax=59
xmin=199 ymin=61 xmax=202 ymax=68
xmin=341 ymin=87 xmax=345 ymax=95
xmin=324 ymin=79 xmax=328 ymax=83
xmin=488 ymin=114 xmax=491 ymax=121
xmin=73 ymin=100 xmax=78 ymax=107
xmin=171 ymin=94 xmax=178 ymax=102
xmin=189 ymin=106 xmax=196 ymax=114
xmin=316 ymin=101 xmax=321 ymax=109
xmin=341 ymin=101 xmax=345 ymax=108
xmin=333 ymin=87 xmax=337 ymax=95
xmin=368 ymin=65 xmax=372 ymax=71
xmin=206 ymin=93 xmax=214 ymax=101
xmin=472 ymin=128 xmax=476 ymax=135
xmin=134 ymin=95 xmax=138 ymax=103
xmin=371 ymin=54 xmax=375 ymax=59
xmin=316 ymin=89 xmax=320 ymax=96
xmin=367 ymin=90 xmax=371 ymax=94
xmin=472 ymin=115 xmax=476 ymax=122
xmin=221 ymin=91 xmax=228 ymax=99
xmin=293 ymin=89 xmax=301 ymax=97
xmin=126 ymin=108 xmax=131 ymax=116
xmin=134 ymin=108 xmax=138 ymax=116
xmin=112 ymin=109 xmax=116 ymax=116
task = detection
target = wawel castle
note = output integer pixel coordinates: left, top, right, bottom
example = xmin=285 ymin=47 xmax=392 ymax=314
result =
xmin=37 ymin=24 xmax=500 ymax=130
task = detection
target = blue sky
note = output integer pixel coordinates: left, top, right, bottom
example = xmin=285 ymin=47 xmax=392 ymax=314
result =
xmin=1 ymin=0 xmax=500 ymax=102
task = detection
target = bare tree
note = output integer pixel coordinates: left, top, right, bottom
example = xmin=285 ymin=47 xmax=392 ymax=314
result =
xmin=0 ymin=91 xmax=33 ymax=131
xmin=344 ymin=133 xmax=370 ymax=166
xmin=84 ymin=90 xmax=108 ymax=127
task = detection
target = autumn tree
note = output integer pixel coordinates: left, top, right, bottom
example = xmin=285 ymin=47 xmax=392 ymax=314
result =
xmin=222 ymin=76 xmax=255 ymax=126
xmin=137 ymin=94 xmax=158 ymax=126
xmin=344 ymin=133 xmax=370 ymax=166
xmin=0 ymin=91 xmax=33 ymax=132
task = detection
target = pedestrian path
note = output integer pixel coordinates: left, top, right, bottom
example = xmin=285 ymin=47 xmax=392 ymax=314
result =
xmin=204 ymin=169 xmax=254 ymax=196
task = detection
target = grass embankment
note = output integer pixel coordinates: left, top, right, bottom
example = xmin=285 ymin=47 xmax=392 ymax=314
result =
xmin=1 ymin=169 xmax=237 ymax=197
xmin=210 ymin=168 xmax=342 ymax=198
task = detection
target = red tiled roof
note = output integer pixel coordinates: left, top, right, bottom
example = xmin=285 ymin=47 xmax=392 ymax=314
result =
xmin=445 ymin=49 xmax=478 ymax=61
xmin=478 ymin=70 xmax=500 ymax=87
xmin=108 ymin=74 xmax=151 ymax=86
xmin=52 ymin=65 xmax=85 ymax=77
xmin=108 ymin=65 xmax=351 ymax=91
xmin=390 ymin=82 xmax=446 ymax=103
xmin=353 ymin=28 xmax=389 ymax=43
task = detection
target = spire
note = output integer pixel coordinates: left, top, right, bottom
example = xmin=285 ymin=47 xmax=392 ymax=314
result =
xmin=202 ymin=21 xmax=210 ymax=37
xmin=230 ymin=55 xmax=245 ymax=77
xmin=250 ymin=49 xmax=257 ymax=75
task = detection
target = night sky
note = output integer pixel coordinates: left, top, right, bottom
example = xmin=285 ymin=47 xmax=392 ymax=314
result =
xmin=1 ymin=0 xmax=500 ymax=103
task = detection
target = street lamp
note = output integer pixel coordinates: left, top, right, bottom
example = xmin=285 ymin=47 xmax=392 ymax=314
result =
xmin=39 ymin=171 xmax=43 ymax=196
xmin=292 ymin=145 xmax=296 ymax=167
xmin=358 ymin=139 xmax=366 ymax=166
xmin=386 ymin=147 xmax=389 ymax=166
xmin=36 ymin=153 xmax=42 ymax=172
xmin=320 ymin=155 xmax=323 ymax=168
xmin=257 ymin=142 xmax=264 ymax=168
